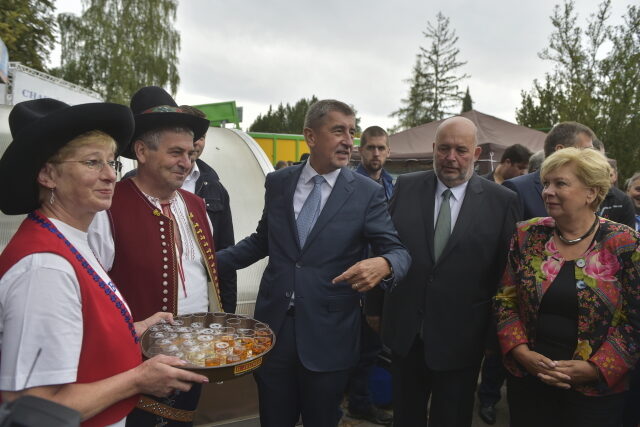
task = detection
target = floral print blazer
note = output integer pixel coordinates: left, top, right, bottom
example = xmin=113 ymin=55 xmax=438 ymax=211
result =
xmin=494 ymin=216 xmax=640 ymax=396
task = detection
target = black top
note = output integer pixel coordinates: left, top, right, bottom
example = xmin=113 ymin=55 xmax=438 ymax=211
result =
xmin=598 ymin=186 xmax=636 ymax=228
xmin=534 ymin=260 xmax=578 ymax=360
xmin=482 ymin=171 xmax=496 ymax=182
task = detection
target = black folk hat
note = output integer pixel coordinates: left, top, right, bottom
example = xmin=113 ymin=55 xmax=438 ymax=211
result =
xmin=0 ymin=98 xmax=135 ymax=215
xmin=121 ymin=86 xmax=210 ymax=159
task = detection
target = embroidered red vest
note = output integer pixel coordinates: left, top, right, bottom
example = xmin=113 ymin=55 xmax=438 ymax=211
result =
xmin=0 ymin=212 xmax=141 ymax=427
xmin=107 ymin=179 xmax=221 ymax=321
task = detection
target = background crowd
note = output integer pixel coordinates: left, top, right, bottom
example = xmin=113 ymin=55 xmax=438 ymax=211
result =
xmin=0 ymin=90 xmax=638 ymax=427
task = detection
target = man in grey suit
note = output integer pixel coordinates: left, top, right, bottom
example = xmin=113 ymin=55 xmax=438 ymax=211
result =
xmin=216 ymin=99 xmax=410 ymax=427
xmin=380 ymin=117 xmax=519 ymax=426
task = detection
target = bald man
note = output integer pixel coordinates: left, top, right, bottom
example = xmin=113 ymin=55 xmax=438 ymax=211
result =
xmin=377 ymin=117 xmax=519 ymax=426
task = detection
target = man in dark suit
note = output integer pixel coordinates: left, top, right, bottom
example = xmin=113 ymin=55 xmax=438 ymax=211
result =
xmin=503 ymin=122 xmax=595 ymax=220
xmin=380 ymin=116 xmax=519 ymax=426
xmin=347 ymin=125 xmax=395 ymax=426
xmin=216 ymin=100 xmax=410 ymax=427
xmin=478 ymin=146 xmax=530 ymax=425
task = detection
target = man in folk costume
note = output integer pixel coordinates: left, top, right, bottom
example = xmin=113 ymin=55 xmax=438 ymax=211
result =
xmin=89 ymin=86 xmax=220 ymax=426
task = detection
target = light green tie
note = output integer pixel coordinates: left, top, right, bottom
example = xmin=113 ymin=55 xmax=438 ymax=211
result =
xmin=434 ymin=189 xmax=452 ymax=261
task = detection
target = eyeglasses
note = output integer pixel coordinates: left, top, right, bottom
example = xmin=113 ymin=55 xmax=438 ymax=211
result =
xmin=56 ymin=159 xmax=123 ymax=173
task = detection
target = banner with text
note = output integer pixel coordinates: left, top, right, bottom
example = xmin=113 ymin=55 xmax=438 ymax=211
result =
xmin=11 ymin=69 xmax=102 ymax=105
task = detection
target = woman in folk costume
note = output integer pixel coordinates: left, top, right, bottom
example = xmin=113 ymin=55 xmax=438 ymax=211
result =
xmin=0 ymin=99 xmax=208 ymax=427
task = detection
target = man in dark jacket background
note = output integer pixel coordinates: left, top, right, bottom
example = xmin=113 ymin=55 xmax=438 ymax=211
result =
xmin=348 ymin=126 xmax=394 ymax=425
xmin=592 ymin=138 xmax=635 ymax=229
xmin=482 ymin=144 xmax=531 ymax=185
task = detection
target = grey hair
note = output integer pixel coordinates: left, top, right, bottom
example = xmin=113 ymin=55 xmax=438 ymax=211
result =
xmin=527 ymin=150 xmax=545 ymax=174
xmin=137 ymin=127 xmax=194 ymax=150
xmin=626 ymin=172 xmax=640 ymax=191
xmin=303 ymin=99 xmax=355 ymax=130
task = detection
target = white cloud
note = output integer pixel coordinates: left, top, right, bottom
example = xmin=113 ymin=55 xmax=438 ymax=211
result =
xmin=49 ymin=0 xmax=630 ymax=131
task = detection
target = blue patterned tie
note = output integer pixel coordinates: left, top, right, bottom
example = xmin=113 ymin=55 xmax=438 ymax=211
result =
xmin=297 ymin=175 xmax=325 ymax=247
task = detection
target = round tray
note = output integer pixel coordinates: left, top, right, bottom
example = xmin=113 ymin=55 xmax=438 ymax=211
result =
xmin=140 ymin=312 xmax=276 ymax=382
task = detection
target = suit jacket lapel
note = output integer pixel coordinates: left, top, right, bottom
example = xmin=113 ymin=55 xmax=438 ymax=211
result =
xmin=284 ymin=164 xmax=304 ymax=252
xmin=533 ymin=170 xmax=544 ymax=205
xmin=422 ymin=173 xmax=437 ymax=263
xmin=302 ymin=168 xmax=354 ymax=251
xmin=437 ymin=174 xmax=483 ymax=262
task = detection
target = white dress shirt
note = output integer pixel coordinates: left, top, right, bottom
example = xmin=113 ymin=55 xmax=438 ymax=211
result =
xmin=181 ymin=161 xmax=200 ymax=194
xmin=434 ymin=178 xmax=469 ymax=232
xmin=293 ymin=161 xmax=341 ymax=220
xmin=289 ymin=162 xmax=341 ymax=304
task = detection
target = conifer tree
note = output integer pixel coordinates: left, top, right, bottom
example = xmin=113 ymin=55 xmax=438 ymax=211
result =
xmin=461 ymin=87 xmax=473 ymax=113
xmin=391 ymin=12 xmax=469 ymax=131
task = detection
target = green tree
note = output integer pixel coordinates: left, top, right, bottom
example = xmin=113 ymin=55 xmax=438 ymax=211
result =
xmin=250 ymin=104 xmax=287 ymax=133
xmin=461 ymin=87 xmax=473 ymax=113
xmin=0 ymin=0 xmax=56 ymax=72
xmin=287 ymin=97 xmax=319 ymax=133
xmin=597 ymin=4 xmax=640 ymax=182
xmin=421 ymin=12 xmax=470 ymax=120
xmin=250 ymin=96 xmax=318 ymax=134
xmin=390 ymin=56 xmax=433 ymax=131
xmin=516 ymin=0 xmax=609 ymax=128
xmin=515 ymin=77 xmax=561 ymax=130
xmin=53 ymin=0 xmax=180 ymax=104
xmin=391 ymin=12 xmax=469 ymax=131
xmin=516 ymin=0 xmax=640 ymax=180
xmin=249 ymin=96 xmax=362 ymax=134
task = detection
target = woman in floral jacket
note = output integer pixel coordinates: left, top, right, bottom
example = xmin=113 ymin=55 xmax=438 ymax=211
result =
xmin=495 ymin=148 xmax=640 ymax=427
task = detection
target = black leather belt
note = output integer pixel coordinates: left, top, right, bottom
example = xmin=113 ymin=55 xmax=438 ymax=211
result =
xmin=286 ymin=306 xmax=295 ymax=316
